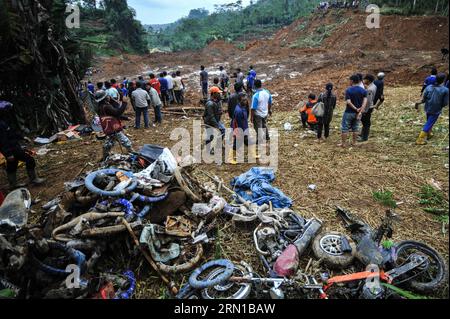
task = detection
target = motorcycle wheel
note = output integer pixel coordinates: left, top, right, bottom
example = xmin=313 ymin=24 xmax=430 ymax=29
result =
xmin=394 ymin=241 xmax=448 ymax=294
xmin=312 ymin=232 xmax=356 ymax=270
xmin=201 ymin=265 xmax=252 ymax=300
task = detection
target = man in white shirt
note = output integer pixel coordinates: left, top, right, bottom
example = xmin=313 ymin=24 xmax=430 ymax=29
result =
xmin=131 ymin=82 xmax=151 ymax=129
xmin=173 ymin=71 xmax=184 ymax=105
xmin=165 ymin=71 xmax=175 ymax=104
xmin=105 ymin=81 xmax=119 ymax=101
xmin=251 ymin=79 xmax=272 ymax=149
xmin=359 ymin=74 xmax=378 ymax=142
xmin=148 ymin=85 xmax=163 ymax=125
xmin=219 ymin=66 xmax=229 ymax=91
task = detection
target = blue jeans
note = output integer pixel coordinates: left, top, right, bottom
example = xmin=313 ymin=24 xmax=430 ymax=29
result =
xmin=423 ymin=113 xmax=441 ymax=133
xmin=135 ymin=107 xmax=149 ymax=128
xmin=341 ymin=112 xmax=360 ymax=133
xmin=154 ymin=104 xmax=163 ymax=123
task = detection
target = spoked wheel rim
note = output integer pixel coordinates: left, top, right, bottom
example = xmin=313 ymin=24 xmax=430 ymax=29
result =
xmin=320 ymin=234 xmax=344 ymax=256
xmin=201 ymin=265 xmax=251 ymax=299
xmin=395 ymin=243 xmax=443 ymax=287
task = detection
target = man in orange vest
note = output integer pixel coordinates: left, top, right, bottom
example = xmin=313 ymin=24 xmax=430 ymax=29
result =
xmin=300 ymin=94 xmax=319 ymax=131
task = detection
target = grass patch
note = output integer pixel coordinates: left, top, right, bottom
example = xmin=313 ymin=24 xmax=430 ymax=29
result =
xmin=418 ymin=185 xmax=449 ymax=230
xmin=418 ymin=185 xmax=448 ymax=210
xmin=296 ymin=21 xmax=309 ymax=32
xmin=290 ymin=23 xmax=337 ymax=48
xmin=373 ymin=190 xmax=398 ymax=208
xmin=235 ymin=42 xmax=246 ymax=50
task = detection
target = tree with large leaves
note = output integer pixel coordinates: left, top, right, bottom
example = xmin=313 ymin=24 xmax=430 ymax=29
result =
xmin=0 ymin=0 xmax=89 ymax=135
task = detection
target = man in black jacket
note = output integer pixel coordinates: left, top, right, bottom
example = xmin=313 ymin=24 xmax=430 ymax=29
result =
xmin=204 ymin=87 xmax=226 ymax=153
xmin=0 ymin=101 xmax=45 ymax=189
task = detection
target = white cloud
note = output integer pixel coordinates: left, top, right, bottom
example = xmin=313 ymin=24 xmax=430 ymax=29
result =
xmin=128 ymin=0 xmax=251 ymax=24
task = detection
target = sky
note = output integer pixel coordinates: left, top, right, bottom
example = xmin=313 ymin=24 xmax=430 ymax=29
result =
xmin=128 ymin=0 xmax=252 ymax=25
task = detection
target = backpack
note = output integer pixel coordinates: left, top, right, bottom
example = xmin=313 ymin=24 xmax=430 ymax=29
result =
xmin=312 ymin=102 xmax=325 ymax=117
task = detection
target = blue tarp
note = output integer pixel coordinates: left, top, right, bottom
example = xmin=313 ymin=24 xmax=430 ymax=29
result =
xmin=230 ymin=167 xmax=293 ymax=209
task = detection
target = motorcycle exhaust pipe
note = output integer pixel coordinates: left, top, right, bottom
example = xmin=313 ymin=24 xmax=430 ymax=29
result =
xmin=293 ymin=219 xmax=322 ymax=257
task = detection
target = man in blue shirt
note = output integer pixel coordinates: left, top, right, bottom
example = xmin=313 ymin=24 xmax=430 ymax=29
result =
xmin=87 ymin=81 xmax=95 ymax=93
xmin=340 ymin=74 xmax=368 ymax=148
xmin=421 ymin=67 xmax=438 ymax=96
xmin=229 ymin=93 xmax=251 ymax=165
xmin=416 ymin=73 xmax=449 ymax=145
xmin=246 ymin=66 xmax=257 ymax=95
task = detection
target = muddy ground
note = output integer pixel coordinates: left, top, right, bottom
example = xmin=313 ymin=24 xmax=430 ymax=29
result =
xmin=1 ymin=11 xmax=448 ymax=298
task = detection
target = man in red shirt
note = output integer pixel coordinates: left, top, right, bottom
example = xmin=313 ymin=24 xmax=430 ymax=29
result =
xmin=149 ymin=73 xmax=161 ymax=96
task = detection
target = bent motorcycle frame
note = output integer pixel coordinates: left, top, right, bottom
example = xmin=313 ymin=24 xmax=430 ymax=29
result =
xmin=322 ymin=253 xmax=428 ymax=299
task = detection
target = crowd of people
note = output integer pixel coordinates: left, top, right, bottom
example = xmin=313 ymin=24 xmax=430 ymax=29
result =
xmin=1 ymin=63 xmax=449 ymax=191
xmin=296 ymin=72 xmax=384 ymax=146
xmin=200 ymin=65 xmax=270 ymax=163
xmin=86 ymin=63 xmax=449 ymax=166
xmin=317 ymin=0 xmax=362 ymax=11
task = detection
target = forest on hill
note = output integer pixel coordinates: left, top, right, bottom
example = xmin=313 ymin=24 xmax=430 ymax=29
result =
xmin=147 ymin=0 xmax=449 ymax=52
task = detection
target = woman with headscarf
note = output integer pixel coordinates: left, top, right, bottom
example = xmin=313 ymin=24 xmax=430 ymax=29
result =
xmin=317 ymin=83 xmax=337 ymax=141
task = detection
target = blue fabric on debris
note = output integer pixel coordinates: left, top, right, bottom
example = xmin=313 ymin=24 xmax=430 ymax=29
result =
xmin=230 ymin=167 xmax=293 ymax=209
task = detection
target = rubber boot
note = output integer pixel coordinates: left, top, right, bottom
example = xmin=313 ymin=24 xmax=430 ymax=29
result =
xmin=27 ymin=169 xmax=46 ymax=185
xmin=249 ymin=145 xmax=260 ymax=160
xmin=228 ymin=150 xmax=237 ymax=165
xmin=416 ymin=131 xmax=428 ymax=145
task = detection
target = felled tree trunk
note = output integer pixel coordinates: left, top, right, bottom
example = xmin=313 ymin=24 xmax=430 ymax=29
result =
xmin=0 ymin=0 xmax=87 ymax=135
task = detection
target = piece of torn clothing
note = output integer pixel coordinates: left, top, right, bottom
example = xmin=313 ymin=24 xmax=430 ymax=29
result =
xmin=230 ymin=167 xmax=293 ymax=209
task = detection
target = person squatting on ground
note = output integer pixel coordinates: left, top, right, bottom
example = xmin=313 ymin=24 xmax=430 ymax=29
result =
xmin=229 ymin=93 xmax=258 ymax=164
xmin=317 ymin=83 xmax=337 ymax=141
xmin=203 ymin=87 xmax=226 ymax=154
xmin=131 ymin=81 xmax=152 ymax=129
xmin=416 ymin=73 xmax=449 ymax=145
xmin=300 ymin=94 xmax=319 ymax=131
xmin=340 ymin=74 xmax=368 ymax=148
xmin=251 ymin=79 xmax=272 ymax=153
xmin=96 ymin=91 xmax=133 ymax=161
xmin=359 ymin=74 xmax=378 ymax=142
xmin=200 ymin=65 xmax=209 ymax=100
xmin=0 ymin=101 xmax=46 ymax=189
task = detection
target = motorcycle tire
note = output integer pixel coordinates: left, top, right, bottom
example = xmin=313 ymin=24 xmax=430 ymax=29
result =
xmin=189 ymin=259 xmax=235 ymax=289
xmin=201 ymin=264 xmax=252 ymax=300
xmin=394 ymin=241 xmax=448 ymax=294
xmin=312 ymin=232 xmax=356 ymax=270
